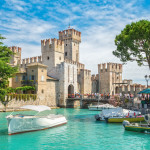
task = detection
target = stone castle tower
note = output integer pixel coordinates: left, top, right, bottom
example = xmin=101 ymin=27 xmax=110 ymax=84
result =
xmin=9 ymin=46 xmax=21 ymax=66
xmin=98 ymin=63 xmax=122 ymax=95
xmin=41 ymin=39 xmax=64 ymax=73
xmin=59 ymin=29 xmax=81 ymax=62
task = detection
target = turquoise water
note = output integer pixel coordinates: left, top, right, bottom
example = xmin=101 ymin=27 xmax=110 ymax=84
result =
xmin=0 ymin=108 xmax=150 ymax=150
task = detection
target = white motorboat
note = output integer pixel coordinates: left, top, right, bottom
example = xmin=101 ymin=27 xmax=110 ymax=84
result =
xmin=95 ymin=107 xmax=141 ymax=121
xmin=6 ymin=105 xmax=67 ymax=135
xmin=88 ymin=104 xmax=116 ymax=111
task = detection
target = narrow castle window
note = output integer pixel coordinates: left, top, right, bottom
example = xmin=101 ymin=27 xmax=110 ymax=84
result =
xmin=41 ymin=75 xmax=44 ymax=81
xmin=47 ymin=56 xmax=49 ymax=60
xmin=41 ymin=89 xmax=44 ymax=93
xmin=31 ymin=75 xmax=34 ymax=80
xmin=22 ymin=75 xmax=26 ymax=80
xmin=66 ymin=44 xmax=67 ymax=46
xmin=65 ymin=52 xmax=67 ymax=56
xmin=59 ymin=57 xmax=61 ymax=60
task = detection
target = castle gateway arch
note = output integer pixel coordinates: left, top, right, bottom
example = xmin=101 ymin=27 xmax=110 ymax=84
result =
xmin=68 ymin=84 xmax=74 ymax=98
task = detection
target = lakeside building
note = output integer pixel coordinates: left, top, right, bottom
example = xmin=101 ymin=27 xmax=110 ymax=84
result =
xmin=7 ymin=28 xmax=146 ymax=107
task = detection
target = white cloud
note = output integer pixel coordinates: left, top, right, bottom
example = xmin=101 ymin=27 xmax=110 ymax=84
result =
xmin=4 ymin=0 xmax=30 ymax=11
xmin=2 ymin=17 xmax=56 ymax=45
xmin=20 ymin=43 xmax=41 ymax=59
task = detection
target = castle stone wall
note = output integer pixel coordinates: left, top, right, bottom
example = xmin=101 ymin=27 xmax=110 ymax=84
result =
xmin=98 ymin=63 xmax=122 ymax=95
xmin=78 ymin=69 xmax=91 ymax=94
xmin=91 ymin=74 xmax=99 ymax=93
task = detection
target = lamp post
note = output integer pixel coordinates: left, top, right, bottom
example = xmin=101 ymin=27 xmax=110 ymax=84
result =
xmin=144 ymin=75 xmax=150 ymax=107
xmin=144 ymin=75 xmax=150 ymax=88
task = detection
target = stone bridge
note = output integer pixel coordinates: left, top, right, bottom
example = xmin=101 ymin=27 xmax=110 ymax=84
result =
xmin=66 ymin=98 xmax=109 ymax=108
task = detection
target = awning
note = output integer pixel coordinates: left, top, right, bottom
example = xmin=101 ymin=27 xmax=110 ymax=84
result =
xmin=20 ymin=105 xmax=51 ymax=112
xmin=138 ymin=88 xmax=150 ymax=94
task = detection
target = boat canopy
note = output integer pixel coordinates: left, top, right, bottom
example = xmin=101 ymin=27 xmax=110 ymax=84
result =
xmin=101 ymin=107 xmax=141 ymax=117
xmin=20 ymin=105 xmax=51 ymax=112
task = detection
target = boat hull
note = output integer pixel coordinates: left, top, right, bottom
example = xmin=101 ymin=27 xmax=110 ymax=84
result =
xmin=89 ymin=107 xmax=103 ymax=111
xmin=125 ymin=125 xmax=150 ymax=133
xmin=106 ymin=117 xmax=144 ymax=123
xmin=89 ymin=107 xmax=115 ymax=111
xmin=7 ymin=115 xmax=67 ymax=135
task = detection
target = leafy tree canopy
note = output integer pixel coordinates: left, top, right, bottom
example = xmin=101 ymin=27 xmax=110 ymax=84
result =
xmin=113 ymin=20 xmax=150 ymax=69
xmin=0 ymin=35 xmax=18 ymax=109
xmin=16 ymin=86 xmax=35 ymax=92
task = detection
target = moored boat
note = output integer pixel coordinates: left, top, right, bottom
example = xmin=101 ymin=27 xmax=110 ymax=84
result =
xmin=105 ymin=116 xmax=144 ymax=123
xmin=6 ymin=105 xmax=67 ymax=135
xmin=89 ymin=104 xmax=116 ymax=111
xmin=95 ymin=107 xmax=141 ymax=121
xmin=123 ymin=114 xmax=150 ymax=133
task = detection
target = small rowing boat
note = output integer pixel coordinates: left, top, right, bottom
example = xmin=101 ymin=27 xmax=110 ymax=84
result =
xmin=123 ymin=114 xmax=150 ymax=133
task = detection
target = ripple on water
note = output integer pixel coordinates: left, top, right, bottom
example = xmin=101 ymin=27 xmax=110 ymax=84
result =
xmin=0 ymin=109 xmax=150 ymax=150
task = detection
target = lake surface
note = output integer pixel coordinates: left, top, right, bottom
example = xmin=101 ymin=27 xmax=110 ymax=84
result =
xmin=0 ymin=108 xmax=150 ymax=150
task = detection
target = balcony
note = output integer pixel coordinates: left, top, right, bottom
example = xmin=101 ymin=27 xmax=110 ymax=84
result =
xmin=21 ymin=80 xmax=37 ymax=86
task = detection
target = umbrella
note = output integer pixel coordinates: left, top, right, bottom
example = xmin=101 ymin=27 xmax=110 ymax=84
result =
xmin=138 ymin=88 xmax=150 ymax=94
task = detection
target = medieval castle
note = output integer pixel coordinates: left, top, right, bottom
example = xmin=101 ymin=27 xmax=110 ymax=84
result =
xmin=8 ymin=28 xmax=146 ymax=107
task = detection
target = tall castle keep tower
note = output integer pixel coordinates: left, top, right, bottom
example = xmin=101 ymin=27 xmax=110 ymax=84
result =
xmin=41 ymin=38 xmax=64 ymax=72
xmin=98 ymin=63 xmax=122 ymax=95
xmin=59 ymin=29 xmax=81 ymax=62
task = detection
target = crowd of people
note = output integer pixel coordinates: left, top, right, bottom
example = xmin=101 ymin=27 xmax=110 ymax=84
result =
xmin=68 ymin=93 xmax=111 ymax=99
xmin=68 ymin=92 xmax=150 ymax=102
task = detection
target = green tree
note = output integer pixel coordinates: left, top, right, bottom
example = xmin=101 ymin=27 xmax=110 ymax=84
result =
xmin=113 ymin=20 xmax=150 ymax=69
xmin=0 ymin=35 xmax=18 ymax=111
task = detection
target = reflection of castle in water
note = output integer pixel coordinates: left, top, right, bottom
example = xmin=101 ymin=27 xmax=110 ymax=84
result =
xmin=8 ymin=28 xmax=146 ymax=107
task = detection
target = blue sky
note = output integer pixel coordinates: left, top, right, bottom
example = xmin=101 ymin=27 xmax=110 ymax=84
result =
xmin=0 ymin=0 xmax=150 ymax=85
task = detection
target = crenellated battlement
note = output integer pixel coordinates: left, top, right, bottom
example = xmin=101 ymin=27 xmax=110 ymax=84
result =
xmin=77 ymin=62 xmax=85 ymax=69
xmin=41 ymin=38 xmax=64 ymax=53
xmin=64 ymin=59 xmax=85 ymax=69
xmin=9 ymin=46 xmax=21 ymax=54
xmin=41 ymin=38 xmax=64 ymax=46
xmin=21 ymin=56 xmax=42 ymax=66
xmin=76 ymin=62 xmax=85 ymax=74
xmin=91 ymin=74 xmax=96 ymax=80
xmin=91 ymin=74 xmax=99 ymax=81
xmin=64 ymin=58 xmax=77 ymax=65
xmin=59 ymin=28 xmax=81 ymax=42
xmin=98 ymin=62 xmax=122 ymax=73
xmin=80 ymin=69 xmax=91 ymax=77
xmin=9 ymin=46 xmax=22 ymax=66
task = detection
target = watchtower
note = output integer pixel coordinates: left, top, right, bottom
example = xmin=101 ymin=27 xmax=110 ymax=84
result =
xmin=78 ymin=69 xmax=91 ymax=94
xmin=98 ymin=63 xmax=122 ymax=95
xmin=9 ymin=46 xmax=21 ymax=66
xmin=59 ymin=29 xmax=81 ymax=62
xmin=41 ymin=38 xmax=64 ymax=72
